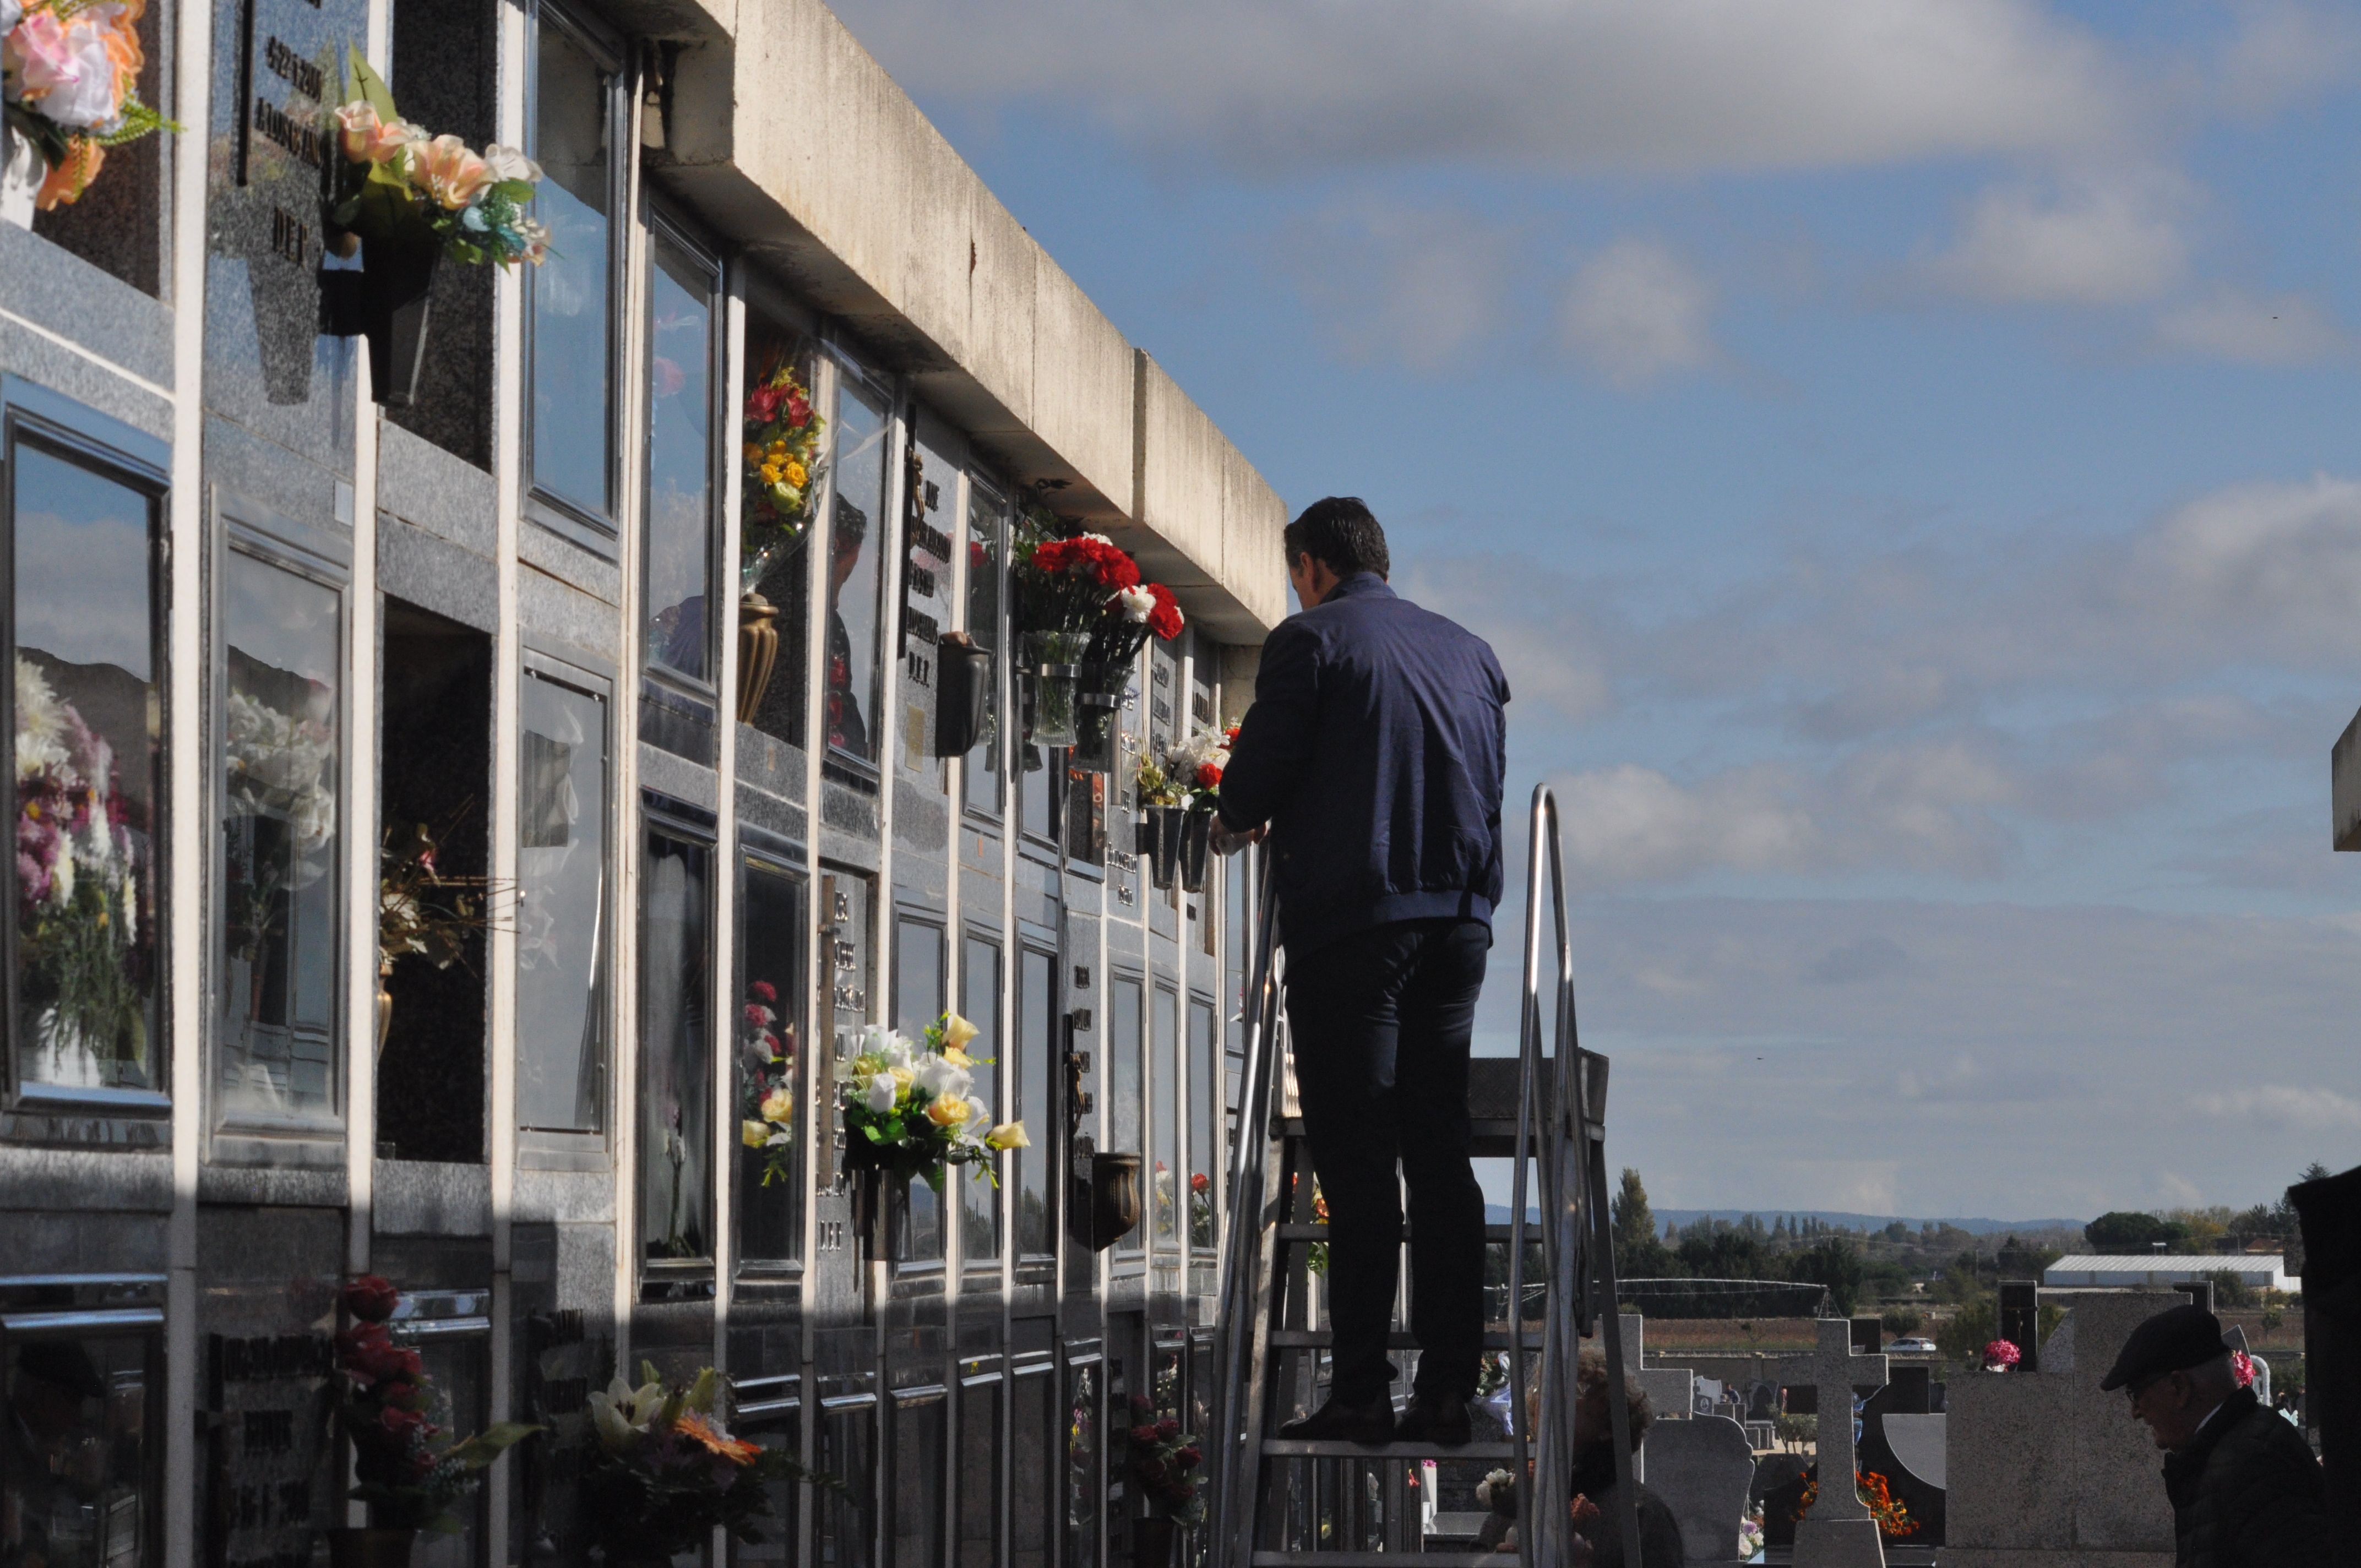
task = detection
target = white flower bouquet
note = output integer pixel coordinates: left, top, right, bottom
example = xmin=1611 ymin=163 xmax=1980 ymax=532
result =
xmin=837 ymin=1014 xmax=1025 ymax=1190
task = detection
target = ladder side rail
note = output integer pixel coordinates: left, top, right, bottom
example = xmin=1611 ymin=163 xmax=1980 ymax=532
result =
xmin=1530 ymin=792 xmax=1581 ymax=1568
xmin=1581 ymin=1054 xmax=1646 ymax=1568
xmin=1213 ymin=844 xmax=1285 ymax=1568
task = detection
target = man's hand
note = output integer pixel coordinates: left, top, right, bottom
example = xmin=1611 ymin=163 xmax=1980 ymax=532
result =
xmin=1210 ymin=819 xmax=1264 ymax=856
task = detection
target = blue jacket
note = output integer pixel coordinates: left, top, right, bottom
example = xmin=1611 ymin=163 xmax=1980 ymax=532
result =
xmin=1218 ymin=573 xmax=1510 ymax=957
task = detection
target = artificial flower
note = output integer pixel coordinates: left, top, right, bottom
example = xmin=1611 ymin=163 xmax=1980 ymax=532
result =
xmin=1112 ymin=584 xmax=1155 ymax=623
xmin=925 ymin=1097 xmax=969 ymax=1128
xmin=481 ymin=143 xmax=542 ymax=182
xmin=0 ymin=0 xmax=24 ymax=37
xmin=344 ymin=1274 xmax=401 ymax=1322
xmin=741 ymin=1119 xmax=769 ymax=1149
xmin=675 ymin=1410 xmax=760 ymax=1465
xmin=863 ymin=1075 xmax=899 ymax=1114
xmin=940 ymin=1046 xmax=973 ymax=1069
xmin=986 ymin=1121 xmax=1030 ymax=1150
xmin=939 ymin=1012 xmax=979 ymax=1050
xmin=915 ymin=1055 xmax=971 ymax=1101
xmin=759 ymin=1087 xmax=794 ymax=1124
xmin=411 ymin=133 xmax=493 ymax=209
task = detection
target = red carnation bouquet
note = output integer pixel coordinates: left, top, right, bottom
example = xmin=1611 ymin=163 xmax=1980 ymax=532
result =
xmin=1012 ymin=513 xmax=1143 ymax=640
xmin=1124 ymin=1396 xmax=1206 ymax=1527
xmin=1980 ymin=1338 xmax=2021 ymax=1372
xmin=335 ymin=1276 xmax=536 ymax=1532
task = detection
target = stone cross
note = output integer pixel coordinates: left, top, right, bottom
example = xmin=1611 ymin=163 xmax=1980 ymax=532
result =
xmin=1772 ymin=1318 xmax=1889 ymax=1568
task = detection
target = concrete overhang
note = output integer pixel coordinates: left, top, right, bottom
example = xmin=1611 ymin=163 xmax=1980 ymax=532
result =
xmin=611 ymin=0 xmax=1286 ymax=640
xmin=2336 ymin=706 xmax=2361 ymax=850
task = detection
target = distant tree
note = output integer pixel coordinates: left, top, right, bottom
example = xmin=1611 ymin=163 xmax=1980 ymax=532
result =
xmin=1880 ymin=1306 xmax=1924 ymax=1337
xmin=1611 ymin=1168 xmax=1675 ymax=1278
xmin=2085 ymin=1211 xmax=2190 ymax=1254
xmin=1784 ymin=1237 xmax=1867 ymax=1316
xmin=2203 ymin=1268 xmax=2253 ymax=1309
xmin=1936 ymin=1299 xmax=1996 ymax=1364
xmin=1995 ymin=1235 xmax=2060 ymax=1280
xmin=1883 ymin=1221 xmax=1910 ymax=1243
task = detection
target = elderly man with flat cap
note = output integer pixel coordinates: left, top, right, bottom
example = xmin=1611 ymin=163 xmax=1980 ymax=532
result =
xmin=2102 ymin=1302 xmax=2331 ymax=1567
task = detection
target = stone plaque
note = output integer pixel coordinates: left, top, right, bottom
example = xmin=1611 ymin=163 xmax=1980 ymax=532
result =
xmin=205 ymin=0 xmax=365 ymax=462
xmin=197 ymin=1207 xmax=342 ymax=1568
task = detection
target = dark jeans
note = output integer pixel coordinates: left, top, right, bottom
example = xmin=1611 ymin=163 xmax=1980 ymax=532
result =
xmin=1283 ymin=917 xmax=1489 ymax=1406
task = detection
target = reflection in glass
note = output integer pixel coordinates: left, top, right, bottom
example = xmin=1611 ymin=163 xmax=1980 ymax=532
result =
xmin=817 ymin=1392 xmax=874 ymax=1568
xmin=738 ymin=863 xmax=803 ymax=1265
xmin=892 ymin=918 xmax=944 ymax=1264
xmin=962 ymin=484 xmax=1003 ymax=815
xmin=888 ymin=1391 xmax=945 ymax=1568
xmin=1015 ymin=949 xmax=1053 ymax=1259
xmin=743 ymin=318 xmax=817 ymax=748
xmin=217 ymin=552 xmax=340 ymax=1125
xmin=738 ymin=1418 xmax=801 ymax=1568
xmin=644 ymin=241 xmax=713 ymax=680
xmin=10 ymin=444 xmax=161 ymax=1094
xmin=1189 ymin=999 xmax=1218 ymax=1251
xmin=1151 ymin=988 xmax=1178 ymax=1245
xmin=1063 ymin=1363 xmax=1098 ymax=1568
xmin=955 ymin=1374 xmax=1001 ymax=1568
xmin=823 ymin=378 xmax=889 ymax=761
xmin=516 ymin=671 xmax=607 ymax=1133
xmin=0 ymin=1332 xmax=151 ymax=1568
xmin=960 ymin=938 xmax=1001 ymax=1265
xmin=529 ymin=18 xmax=613 ymax=520
xmin=1009 ymin=1369 xmax=1051 ymax=1568
xmin=639 ymin=829 xmax=712 ymax=1263
xmin=901 ymin=438 xmax=956 ymax=786
xmin=407 ymin=1335 xmax=486 ymax=1568
xmin=1109 ymin=978 xmax=1144 ymax=1257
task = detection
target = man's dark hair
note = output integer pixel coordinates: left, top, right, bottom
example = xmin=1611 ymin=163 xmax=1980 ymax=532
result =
xmin=1283 ymin=497 xmax=1389 ymax=580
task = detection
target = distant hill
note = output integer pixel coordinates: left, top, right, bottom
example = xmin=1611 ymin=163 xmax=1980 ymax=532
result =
xmin=1656 ymin=1208 xmax=2085 ymax=1237
xmin=1480 ymin=1205 xmax=2084 ymax=1236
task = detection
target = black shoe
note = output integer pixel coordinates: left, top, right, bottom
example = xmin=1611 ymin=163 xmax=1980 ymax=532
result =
xmin=1394 ymin=1393 xmax=1472 ymax=1446
xmin=1279 ymin=1392 xmax=1396 ymax=1445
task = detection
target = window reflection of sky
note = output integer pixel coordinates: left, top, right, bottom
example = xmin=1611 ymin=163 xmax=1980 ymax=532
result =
xmin=645 ymin=255 xmax=712 ymax=680
xmin=516 ymin=671 xmax=607 ymax=1134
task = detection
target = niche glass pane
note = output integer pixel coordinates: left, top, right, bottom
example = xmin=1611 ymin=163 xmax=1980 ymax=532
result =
xmin=1189 ymin=998 xmax=1217 ymax=1250
xmin=529 ymin=18 xmax=613 ymax=520
xmin=644 ymin=239 xmax=713 ymax=681
xmin=10 ymin=443 xmax=161 ymax=1094
xmin=741 ymin=316 xmax=819 ymax=748
xmin=516 ymin=670 xmax=607 ymax=1133
xmin=639 ymin=829 xmax=712 ymax=1264
xmin=1015 ymin=949 xmax=1053 ymax=1259
xmin=960 ymin=938 xmax=1002 ymax=1265
xmin=888 ymin=1391 xmax=945 ymax=1568
xmin=217 ymin=551 xmax=341 ymax=1126
xmin=1063 ymin=1362 xmax=1098 ymax=1568
xmin=822 ymin=375 xmax=889 ymax=762
xmin=1009 ymin=1369 xmax=1052 ymax=1568
xmin=892 ymin=917 xmax=945 ymax=1264
xmin=738 ymin=862 xmax=804 ymax=1265
xmin=0 ymin=1330 xmax=153 ymax=1568
xmin=962 ymin=484 xmax=1003 ymax=816
xmin=1109 ymin=978 xmax=1144 ymax=1256
xmin=1151 ymin=988 xmax=1178 ymax=1247
xmin=956 ymin=1375 xmax=1002 ymax=1568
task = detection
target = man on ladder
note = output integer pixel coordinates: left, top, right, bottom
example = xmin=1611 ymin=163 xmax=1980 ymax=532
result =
xmin=1216 ymin=496 xmax=1512 ymax=1447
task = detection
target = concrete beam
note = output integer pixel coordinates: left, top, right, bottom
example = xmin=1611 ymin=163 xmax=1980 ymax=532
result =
xmin=646 ymin=0 xmax=1285 ymax=633
xmin=2335 ymin=706 xmax=2361 ymax=850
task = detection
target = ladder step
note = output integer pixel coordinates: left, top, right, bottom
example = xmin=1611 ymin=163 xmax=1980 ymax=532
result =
xmin=1275 ymin=1119 xmax=1534 ymax=1159
xmin=1274 ymin=1223 xmax=1522 ymax=1243
xmin=1253 ymin=1554 xmax=1506 ymax=1566
xmin=1268 ymin=1330 xmax=1543 ymax=1350
xmin=1258 ymin=1438 xmax=1517 ymax=1461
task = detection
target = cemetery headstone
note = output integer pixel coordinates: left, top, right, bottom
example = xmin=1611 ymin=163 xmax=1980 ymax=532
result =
xmin=1858 ymin=1380 xmax=1944 ymax=1547
xmin=1645 ymin=1414 xmax=1755 ymax=1565
xmin=1642 ymin=1365 xmax=1698 ymax=1422
xmin=1771 ymin=1319 xmax=1889 ymax=1568
xmin=1997 ymin=1280 xmax=2041 ymax=1371
xmin=1943 ymin=1289 xmax=2178 ymax=1565
xmin=1849 ymin=1316 xmax=1881 ymax=1355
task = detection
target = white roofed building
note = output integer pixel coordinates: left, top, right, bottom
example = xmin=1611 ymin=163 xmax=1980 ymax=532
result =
xmin=2043 ymin=1254 xmax=2295 ymax=1293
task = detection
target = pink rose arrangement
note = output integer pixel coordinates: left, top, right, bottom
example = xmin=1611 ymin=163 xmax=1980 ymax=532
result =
xmin=327 ymin=49 xmax=545 ymax=269
xmin=1981 ymin=1338 xmax=2022 ymax=1372
xmin=2 ymin=0 xmax=177 ymax=209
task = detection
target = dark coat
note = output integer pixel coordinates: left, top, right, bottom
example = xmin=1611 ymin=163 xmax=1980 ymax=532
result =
xmin=1217 ymin=573 xmax=1510 ymax=959
xmin=2161 ymin=1386 xmax=2332 ymax=1568
xmin=1570 ymin=1447 xmax=1686 ymax=1568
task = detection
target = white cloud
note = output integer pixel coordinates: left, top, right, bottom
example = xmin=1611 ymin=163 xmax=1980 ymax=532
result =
xmin=1917 ymin=172 xmax=2191 ymax=305
xmin=1557 ymin=239 xmax=1721 ymax=388
xmin=1552 ymin=738 xmax=2017 ymax=886
xmin=2211 ymin=1 xmax=2361 ymax=119
xmin=2122 ymin=473 xmax=2361 ymax=656
xmin=830 ymin=0 xmax=2134 ymax=176
xmin=2191 ymin=1085 xmax=2361 ymax=1133
xmin=2152 ymin=287 xmax=2352 ymax=367
xmin=1400 ymin=555 xmax=1615 ymax=722
xmin=1276 ymin=202 xmax=1515 ymax=369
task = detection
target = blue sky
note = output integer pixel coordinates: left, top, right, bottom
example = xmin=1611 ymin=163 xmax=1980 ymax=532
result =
xmin=829 ymin=0 xmax=2361 ymax=1222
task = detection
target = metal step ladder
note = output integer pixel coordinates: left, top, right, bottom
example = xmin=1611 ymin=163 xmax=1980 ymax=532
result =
xmin=1210 ymin=786 xmax=1644 ymax=1568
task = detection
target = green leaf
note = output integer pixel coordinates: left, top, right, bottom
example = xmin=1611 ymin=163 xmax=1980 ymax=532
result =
xmin=443 ymin=1422 xmax=540 ymax=1471
xmin=345 ymin=46 xmax=403 ymax=126
xmin=492 ymin=179 xmax=537 ymax=203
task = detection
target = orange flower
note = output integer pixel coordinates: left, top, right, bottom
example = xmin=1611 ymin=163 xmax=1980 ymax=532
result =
xmin=674 ymin=1411 xmax=760 ymax=1465
xmin=36 ymin=139 xmax=105 ymax=211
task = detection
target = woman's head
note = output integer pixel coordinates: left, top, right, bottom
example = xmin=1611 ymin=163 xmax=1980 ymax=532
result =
xmin=1530 ymin=1348 xmax=1653 ymax=1452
